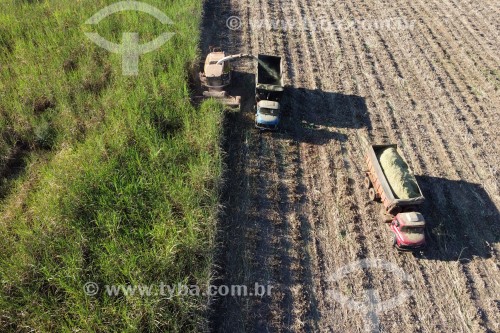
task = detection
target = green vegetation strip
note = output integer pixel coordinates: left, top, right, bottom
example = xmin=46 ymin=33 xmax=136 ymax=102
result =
xmin=0 ymin=0 xmax=222 ymax=331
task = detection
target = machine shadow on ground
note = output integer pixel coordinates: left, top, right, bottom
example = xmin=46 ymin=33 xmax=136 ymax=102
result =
xmin=223 ymin=80 xmax=372 ymax=146
xmin=415 ymin=176 xmax=499 ymax=261
xmin=278 ymin=87 xmax=371 ymax=145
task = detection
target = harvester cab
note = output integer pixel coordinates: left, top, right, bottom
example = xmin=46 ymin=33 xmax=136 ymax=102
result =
xmin=391 ymin=212 xmax=426 ymax=251
xmin=201 ymin=49 xmax=231 ymax=90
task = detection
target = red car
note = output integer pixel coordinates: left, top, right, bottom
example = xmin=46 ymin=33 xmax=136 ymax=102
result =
xmin=391 ymin=212 xmax=426 ymax=251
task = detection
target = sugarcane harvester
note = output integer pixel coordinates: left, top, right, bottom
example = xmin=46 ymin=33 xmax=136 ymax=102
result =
xmin=199 ymin=48 xmax=254 ymax=109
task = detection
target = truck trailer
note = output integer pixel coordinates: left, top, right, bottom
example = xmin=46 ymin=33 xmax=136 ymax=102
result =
xmin=255 ymin=54 xmax=283 ymax=130
xmin=365 ymin=144 xmax=427 ymax=251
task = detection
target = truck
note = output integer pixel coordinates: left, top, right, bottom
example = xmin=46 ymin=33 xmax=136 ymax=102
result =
xmin=364 ymin=144 xmax=426 ymax=251
xmin=254 ymin=54 xmax=284 ymax=130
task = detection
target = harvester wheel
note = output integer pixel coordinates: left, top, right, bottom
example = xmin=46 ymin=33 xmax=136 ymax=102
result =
xmin=368 ymin=188 xmax=377 ymax=201
xmin=364 ymin=177 xmax=372 ymax=189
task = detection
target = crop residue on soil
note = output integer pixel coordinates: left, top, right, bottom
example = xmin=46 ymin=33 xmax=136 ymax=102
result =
xmin=203 ymin=0 xmax=500 ymax=332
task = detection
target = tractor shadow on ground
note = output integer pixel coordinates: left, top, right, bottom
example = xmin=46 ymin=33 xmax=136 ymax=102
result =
xmin=415 ymin=176 xmax=499 ymax=261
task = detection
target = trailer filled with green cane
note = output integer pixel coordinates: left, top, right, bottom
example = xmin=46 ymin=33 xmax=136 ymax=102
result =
xmin=364 ymin=144 xmax=425 ymax=221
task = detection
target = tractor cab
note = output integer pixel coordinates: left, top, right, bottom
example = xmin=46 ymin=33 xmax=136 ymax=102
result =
xmin=391 ymin=212 xmax=426 ymax=251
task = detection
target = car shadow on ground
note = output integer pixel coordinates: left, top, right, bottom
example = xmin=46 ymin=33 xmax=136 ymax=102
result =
xmin=415 ymin=176 xmax=499 ymax=261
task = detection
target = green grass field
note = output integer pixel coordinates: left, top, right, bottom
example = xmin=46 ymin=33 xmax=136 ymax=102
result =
xmin=0 ymin=0 xmax=222 ymax=331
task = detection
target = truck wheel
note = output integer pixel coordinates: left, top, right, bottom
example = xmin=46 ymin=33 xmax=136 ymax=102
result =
xmin=383 ymin=213 xmax=394 ymax=223
xmin=368 ymin=188 xmax=377 ymax=201
xmin=389 ymin=206 xmax=402 ymax=215
xmin=364 ymin=177 xmax=372 ymax=189
xmin=392 ymin=234 xmax=397 ymax=247
xmin=403 ymin=206 xmax=417 ymax=212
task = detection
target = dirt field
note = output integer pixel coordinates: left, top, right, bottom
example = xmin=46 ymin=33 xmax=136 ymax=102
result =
xmin=200 ymin=0 xmax=500 ymax=332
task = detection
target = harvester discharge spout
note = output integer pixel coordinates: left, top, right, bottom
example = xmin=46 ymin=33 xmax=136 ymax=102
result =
xmin=215 ymin=54 xmax=257 ymax=65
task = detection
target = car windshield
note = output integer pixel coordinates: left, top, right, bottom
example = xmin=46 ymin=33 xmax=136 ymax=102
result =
xmin=400 ymin=226 xmax=424 ymax=234
xmin=259 ymin=107 xmax=278 ymax=115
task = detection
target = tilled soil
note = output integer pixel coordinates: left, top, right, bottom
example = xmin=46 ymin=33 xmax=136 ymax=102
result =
xmin=201 ymin=0 xmax=500 ymax=332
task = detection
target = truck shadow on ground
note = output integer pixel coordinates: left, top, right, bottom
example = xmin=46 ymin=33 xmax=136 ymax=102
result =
xmin=230 ymin=82 xmax=371 ymax=146
xmin=415 ymin=176 xmax=499 ymax=261
xmin=278 ymin=87 xmax=370 ymax=145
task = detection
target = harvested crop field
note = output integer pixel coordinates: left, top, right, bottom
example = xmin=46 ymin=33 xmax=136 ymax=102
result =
xmin=202 ymin=0 xmax=500 ymax=332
